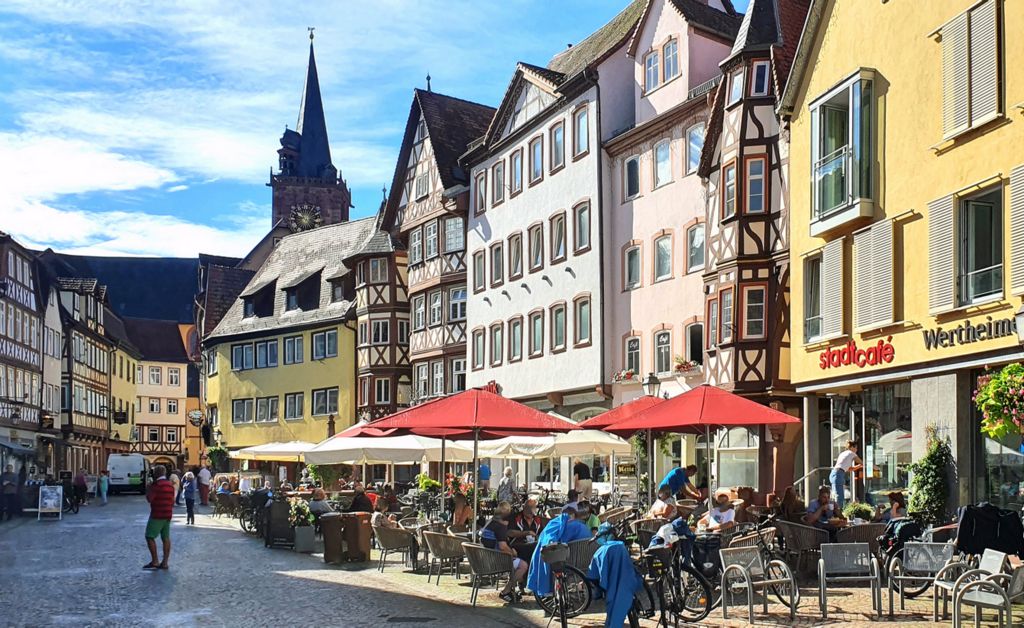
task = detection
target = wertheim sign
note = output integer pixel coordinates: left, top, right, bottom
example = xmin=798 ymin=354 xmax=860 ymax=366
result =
xmin=922 ymin=316 xmax=1017 ymax=350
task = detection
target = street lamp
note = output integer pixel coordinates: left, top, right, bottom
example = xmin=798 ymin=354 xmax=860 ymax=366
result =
xmin=1016 ymin=303 xmax=1024 ymax=345
xmin=214 ymin=428 xmax=223 ymax=445
xmin=642 ymin=372 xmax=662 ymax=398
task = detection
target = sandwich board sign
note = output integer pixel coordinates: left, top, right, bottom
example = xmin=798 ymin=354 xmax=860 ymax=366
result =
xmin=38 ymin=485 xmax=62 ymax=520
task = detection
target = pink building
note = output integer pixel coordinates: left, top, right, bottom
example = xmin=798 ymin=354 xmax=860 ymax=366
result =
xmin=603 ymin=0 xmax=740 ymax=406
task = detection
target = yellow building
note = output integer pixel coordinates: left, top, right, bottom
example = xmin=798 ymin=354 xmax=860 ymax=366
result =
xmin=105 ymin=317 xmax=141 ymax=445
xmin=203 ymin=220 xmax=380 ymax=451
xmin=781 ymin=0 xmax=1024 ymax=507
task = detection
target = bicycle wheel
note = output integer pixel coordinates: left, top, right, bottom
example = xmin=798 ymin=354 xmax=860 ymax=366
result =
xmin=533 ymin=566 xmax=592 ymax=618
xmin=71 ymin=497 xmax=80 ymax=514
xmin=764 ymin=561 xmax=801 ymax=608
xmin=887 ymin=549 xmax=931 ymax=598
xmin=667 ymin=565 xmax=713 ymax=623
xmin=239 ymin=511 xmax=253 ymax=534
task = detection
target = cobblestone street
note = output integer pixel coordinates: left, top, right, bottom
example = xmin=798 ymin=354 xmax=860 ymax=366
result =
xmin=2 ymin=497 xmax=1018 ymax=628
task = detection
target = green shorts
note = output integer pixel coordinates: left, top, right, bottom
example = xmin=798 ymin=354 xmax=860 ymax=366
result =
xmin=145 ymin=518 xmax=171 ymax=541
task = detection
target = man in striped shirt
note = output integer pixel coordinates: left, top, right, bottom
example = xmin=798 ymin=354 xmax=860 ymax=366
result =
xmin=144 ymin=465 xmax=176 ymax=570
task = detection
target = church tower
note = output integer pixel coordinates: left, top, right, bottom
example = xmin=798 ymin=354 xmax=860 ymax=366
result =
xmin=270 ymin=31 xmax=352 ymax=230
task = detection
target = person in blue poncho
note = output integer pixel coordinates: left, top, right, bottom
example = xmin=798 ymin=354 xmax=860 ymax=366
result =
xmin=527 ymin=506 xmax=592 ymax=596
xmin=588 ymin=523 xmax=644 ymax=628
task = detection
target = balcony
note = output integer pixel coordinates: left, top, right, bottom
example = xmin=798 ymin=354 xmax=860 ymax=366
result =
xmin=958 ymin=264 xmax=1003 ymax=306
xmin=810 ymin=145 xmax=873 ymax=237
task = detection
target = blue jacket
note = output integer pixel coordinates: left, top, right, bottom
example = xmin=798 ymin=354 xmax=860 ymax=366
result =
xmin=527 ymin=514 xmax=592 ymax=595
xmin=182 ymin=479 xmax=197 ymax=500
xmin=588 ymin=541 xmax=643 ymax=628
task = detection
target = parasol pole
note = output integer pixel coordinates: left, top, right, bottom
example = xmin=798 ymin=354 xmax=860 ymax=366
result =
xmin=549 ymin=456 xmax=554 ymax=492
xmin=705 ymin=425 xmax=713 ymax=511
xmin=646 ymin=429 xmax=654 ymax=505
xmin=440 ymin=437 xmax=446 ymax=518
xmin=472 ymin=429 xmax=479 ymax=539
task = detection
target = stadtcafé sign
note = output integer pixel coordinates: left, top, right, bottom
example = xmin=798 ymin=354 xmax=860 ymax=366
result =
xmin=922 ymin=316 xmax=1017 ymax=350
xmin=818 ymin=338 xmax=895 ymax=370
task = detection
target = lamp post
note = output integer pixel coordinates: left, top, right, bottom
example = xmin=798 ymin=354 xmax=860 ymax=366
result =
xmin=640 ymin=373 xmax=661 ymax=502
xmin=1016 ymin=303 xmax=1024 ymax=345
xmin=327 ymin=413 xmax=336 ymax=438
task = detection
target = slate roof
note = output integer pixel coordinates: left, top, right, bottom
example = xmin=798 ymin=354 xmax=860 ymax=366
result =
xmin=207 ymin=217 xmax=378 ymax=341
xmin=548 ymin=0 xmax=647 ymax=77
xmin=670 ymin=0 xmax=743 ymax=41
xmin=124 ymin=317 xmax=189 ymax=363
xmin=293 ymin=40 xmax=333 ymax=179
xmin=416 ymin=89 xmax=496 ymax=189
xmin=201 ymin=264 xmax=255 ymax=335
xmin=518 ymin=62 xmax=566 ymax=86
xmin=103 ymin=307 xmax=141 ymax=357
xmin=729 ymin=0 xmax=779 ymax=56
xmin=46 ymin=252 xmax=198 ymax=323
xmin=347 ymin=230 xmax=400 ymax=260
xmin=198 ymin=253 xmax=242 ymax=268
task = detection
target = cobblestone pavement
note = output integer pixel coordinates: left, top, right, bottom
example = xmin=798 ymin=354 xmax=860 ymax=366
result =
xmin=2 ymin=498 xmax=1018 ymax=627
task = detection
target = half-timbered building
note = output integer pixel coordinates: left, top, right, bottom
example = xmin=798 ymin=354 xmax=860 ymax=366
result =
xmin=382 ymin=89 xmax=495 ymax=403
xmin=343 ymin=228 xmax=411 ymax=420
xmin=697 ymin=0 xmax=810 ymax=493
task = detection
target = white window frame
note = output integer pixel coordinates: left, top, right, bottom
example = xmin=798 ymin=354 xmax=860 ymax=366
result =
xmin=728 ymin=68 xmax=745 ymax=105
xmin=742 ymin=286 xmax=767 ymax=340
xmin=624 ymin=156 xmax=640 ymax=199
xmin=490 ymin=324 xmax=503 ymax=365
xmin=444 ymin=217 xmax=464 ymax=252
xmin=745 ymin=157 xmax=766 ymax=214
xmin=371 ymin=319 xmax=390 ymax=345
xmin=645 ymin=51 xmax=660 ymax=92
xmin=428 ymin=291 xmax=442 ymax=326
xmin=167 ymin=399 xmax=178 ymax=414
xmin=284 ymin=392 xmax=304 ymax=420
xmin=654 ymin=331 xmax=672 ymax=375
xmin=654 ymin=236 xmax=672 ymax=282
xmin=424 ymin=221 xmax=439 ymax=260
xmin=412 ymin=295 xmax=426 ymax=331
xmin=473 ymin=251 xmax=486 ymax=291
xmin=148 ymin=366 xmax=161 ymax=385
xmin=148 ymin=398 xmax=160 ymax=413
xmin=751 ymin=60 xmax=771 ymax=97
xmin=687 ymin=224 xmax=705 ymax=272
xmin=720 ymin=289 xmax=734 ymax=343
xmin=370 ymin=258 xmax=388 ymax=283
xmin=663 ymin=38 xmax=679 ymax=82
xmin=431 ymin=361 xmax=444 ymax=396
xmin=398 ymin=319 xmax=410 ymax=345
xmin=490 ymin=243 xmax=504 ymax=284
xmin=448 ymin=288 xmax=467 ymax=321
xmin=573 ymin=106 xmax=589 ymax=157
xmin=492 ymin=161 xmax=505 ymax=204
xmin=450 ymin=359 xmax=466 ymax=393
xmin=654 ymin=140 xmax=671 ymax=188
xmin=168 ymin=368 xmax=180 ymax=386
xmin=574 ymin=297 xmax=592 ymax=346
xmin=311 ymin=387 xmax=338 ymax=416
xmin=410 ymin=228 xmax=423 ymax=265
xmin=625 ymin=246 xmax=641 ymax=290
xmin=625 ymin=336 xmax=640 ymax=374
xmin=375 ymin=377 xmax=391 ymax=405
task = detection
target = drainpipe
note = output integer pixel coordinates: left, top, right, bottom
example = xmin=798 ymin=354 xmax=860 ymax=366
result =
xmin=585 ymin=67 xmax=608 ymax=409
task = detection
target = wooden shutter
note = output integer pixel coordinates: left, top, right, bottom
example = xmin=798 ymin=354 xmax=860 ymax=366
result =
xmin=853 ymin=229 xmax=873 ymax=329
xmin=942 ymin=12 xmax=970 ymax=138
xmin=821 ymin=238 xmax=844 ymax=338
xmin=871 ymin=219 xmax=894 ymax=326
xmin=928 ymin=194 xmax=956 ymax=314
xmin=969 ymin=0 xmax=1000 ymax=125
xmin=1011 ymin=164 xmax=1024 ymax=295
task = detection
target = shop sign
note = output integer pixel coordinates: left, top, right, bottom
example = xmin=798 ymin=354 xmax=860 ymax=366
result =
xmin=37 ymin=485 xmax=62 ymax=519
xmin=819 ymin=338 xmax=895 ymax=370
xmin=922 ymin=316 xmax=1017 ymax=350
xmin=187 ymin=410 xmax=204 ymax=427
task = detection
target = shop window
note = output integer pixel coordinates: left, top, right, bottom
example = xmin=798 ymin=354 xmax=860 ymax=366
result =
xmin=717 ymin=427 xmax=759 ymax=488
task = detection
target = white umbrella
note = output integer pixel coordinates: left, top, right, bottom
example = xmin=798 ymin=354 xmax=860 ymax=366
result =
xmin=229 ymin=441 xmax=317 ymax=462
xmin=474 ymin=435 xmax=554 ymax=459
xmin=303 ymin=434 xmax=475 ymax=465
xmin=532 ymin=429 xmax=632 ymax=458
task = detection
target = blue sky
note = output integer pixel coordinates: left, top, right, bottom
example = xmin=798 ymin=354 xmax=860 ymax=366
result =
xmin=0 ymin=0 xmax=747 ymax=258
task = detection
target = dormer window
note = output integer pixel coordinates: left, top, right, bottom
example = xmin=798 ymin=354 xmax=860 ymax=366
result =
xmin=243 ymin=298 xmax=255 ymax=318
xmin=285 ymin=289 xmax=299 ymax=311
xmin=331 ymin=280 xmax=344 ymax=303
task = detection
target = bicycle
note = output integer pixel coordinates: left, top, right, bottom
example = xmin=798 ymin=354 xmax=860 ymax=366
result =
xmin=536 ymin=543 xmax=591 ymax=626
xmin=875 ymin=513 xmax=935 ymax=598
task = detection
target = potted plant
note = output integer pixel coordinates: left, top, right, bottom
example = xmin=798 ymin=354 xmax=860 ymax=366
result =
xmin=673 ymin=356 xmax=701 ymax=377
xmin=842 ymin=501 xmax=874 ymax=523
xmin=611 ymin=368 xmax=639 ymax=384
xmin=289 ymin=497 xmax=316 ymax=553
xmin=975 ymin=363 xmax=1024 ymax=439
xmin=206 ymin=445 xmax=229 ymax=473
xmin=416 ymin=473 xmax=441 ymax=493
xmin=907 ymin=425 xmax=955 ymax=527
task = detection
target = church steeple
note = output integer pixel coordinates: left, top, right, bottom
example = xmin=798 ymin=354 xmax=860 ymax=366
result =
xmin=269 ymin=29 xmax=352 ymax=228
xmin=294 ymin=29 xmax=333 ymax=179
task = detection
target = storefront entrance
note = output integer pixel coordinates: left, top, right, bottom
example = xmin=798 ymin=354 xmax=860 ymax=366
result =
xmin=969 ymin=369 xmax=1024 ymax=511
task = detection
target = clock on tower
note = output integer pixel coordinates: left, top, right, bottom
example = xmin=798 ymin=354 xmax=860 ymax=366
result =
xmin=289 ymin=204 xmax=323 ymax=232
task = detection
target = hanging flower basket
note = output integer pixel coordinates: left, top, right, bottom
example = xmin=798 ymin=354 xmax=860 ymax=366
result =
xmin=975 ymin=363 xmax=1024 ymax=439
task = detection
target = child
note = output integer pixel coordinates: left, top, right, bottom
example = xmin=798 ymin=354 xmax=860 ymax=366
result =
xmin=98 ymin=470 xmax=109 ymax=506
xmin=182 ymin=471 xmax=197 ymax=525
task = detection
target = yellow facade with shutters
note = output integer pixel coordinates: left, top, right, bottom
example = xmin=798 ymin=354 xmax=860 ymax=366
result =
xmin=783 ymin=0 xmax=1024 ymax=507
xmin=785 ymin=0 xmax=1024 ymax=390
xmin=109 ymin=347 xmax=139 ymax=443
xmin=205 ymin=323 xmax=356 ymax=450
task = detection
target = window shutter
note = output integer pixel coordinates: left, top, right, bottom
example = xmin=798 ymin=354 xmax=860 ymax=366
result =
xmin=928 ymin=194 xmax=956 ymax=314
xmin=871 ymin=219 xmax=894 ymax=326
xmin=853 ymin=229 xmax=873 ymax=329
xmin=1010 ymin=164 xmax=1024 ymax=295
xmin=942 ymin=12 xmax=970 ymax=138
xmin=821 ymin=238 xmax=844 ymax=338
xmin=969 ymin=0 xmax=999 ymax=125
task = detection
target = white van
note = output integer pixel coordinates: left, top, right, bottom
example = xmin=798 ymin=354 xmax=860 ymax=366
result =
xmin=107 ymin=453 xmax=150 ymax=495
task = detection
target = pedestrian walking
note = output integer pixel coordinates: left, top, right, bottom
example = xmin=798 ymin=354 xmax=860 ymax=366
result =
xmin=170 ymin=469 xmax=182 ymax=506
xmin=73 ymin=468 xmax=88 ymax=506
xmin=1 ymin=465 xmax=19 ymax=521
xmin=182 ymin=472 xmax=196 ymax=525
xmin=144 ymin=465 xmax=175 ymax=570
xmin=197 ymin=465 xmax=211 ymax=506
xmin=98 ymin=469 xmax=109 ymax=506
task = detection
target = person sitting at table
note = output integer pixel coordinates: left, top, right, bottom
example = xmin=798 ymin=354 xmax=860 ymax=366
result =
xmin=308 ymin=488 xmax=334 ymax=516
xmin=874 ymin=491 xmax=908 ymax=522
xmin=497 ymin=467 xmax=516 ymax=503
xmin=216 ymin=481 xmax=231 ymax=495
xmin=778 ymin=486 xmax=804 ymax=523
xmin=451 ymin=492 xmax=474 ymax=529
xmin=481 ymin=501 xmax=527 ymax=602
xmin=563 ymin=489 xmax=580 ymax=512
xmin=700 ymin=490 xmax=737 ymax=532
xmin=659 ymin=465 xmax=702 ymax=501
xmin=647 ymin=486 xmax=677 ymax=520
xmin=509 ymin=499 xmax=543 ymax=544
xmin=371 ymin=494 xmax=397 ymax=528
xmin=347 ymin=483 xmax=374 ymax=513
xmin=576 ymin=500 xmax=600 ymax=533
xmin=382 ymin=484 xmax=400 ymax=512
xmin=280 ymin=482 xmax=294 ymax=492
xmin=804 ymin=485 xmax=844 ymax=541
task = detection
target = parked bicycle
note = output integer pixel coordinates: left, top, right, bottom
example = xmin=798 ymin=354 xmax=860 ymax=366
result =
xmin=62 ymin=491 xmax=80 ymax=514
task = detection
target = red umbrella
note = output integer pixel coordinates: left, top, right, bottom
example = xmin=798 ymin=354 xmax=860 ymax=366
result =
xmin=578 ymin=395 xmax=665 ymax=436
xmin=605 ymin=385 xmax=800 ymax=502
xmin=365 ymin=387 xmax=578 ymax=534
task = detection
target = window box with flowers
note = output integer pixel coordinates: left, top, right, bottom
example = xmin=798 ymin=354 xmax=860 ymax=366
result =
xmin=611 ymin=369 xmax=640 ymax=384
xmin=673 ymin=356 xmax=702 ymax=377
xmin=976 ymin=363 xmax=1024 ymax=439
